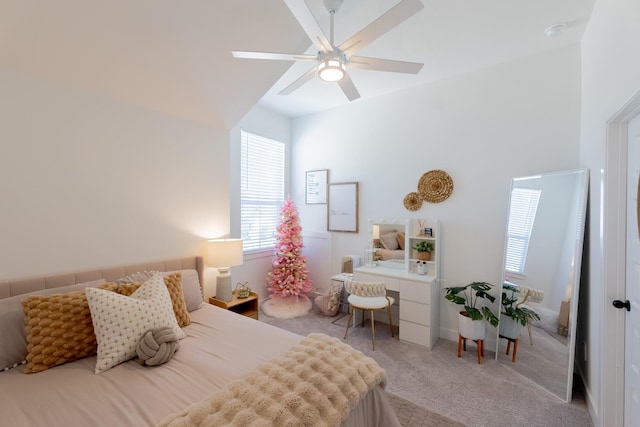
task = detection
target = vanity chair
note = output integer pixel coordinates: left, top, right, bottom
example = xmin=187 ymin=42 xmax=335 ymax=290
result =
xmin=343 ymin=280 xmax=395 ymax=350
xmin=516 ymin=286 xmax=544 ymax=345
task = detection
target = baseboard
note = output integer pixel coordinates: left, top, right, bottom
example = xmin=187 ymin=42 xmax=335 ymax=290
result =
xmin=575 ymin=363 xmax=599 ymax=426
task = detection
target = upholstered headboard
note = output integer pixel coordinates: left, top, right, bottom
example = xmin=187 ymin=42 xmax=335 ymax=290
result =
xmin=0 ymin=256 xmax=204 ymax=299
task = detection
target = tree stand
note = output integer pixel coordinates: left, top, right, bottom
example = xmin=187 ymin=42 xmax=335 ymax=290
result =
xmin=457 ymin=334 xmax=484 ymax=364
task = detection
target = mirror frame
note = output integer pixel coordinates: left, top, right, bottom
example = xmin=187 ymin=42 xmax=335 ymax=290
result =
xmin=494 ymin=168 xmax=589 ymax=402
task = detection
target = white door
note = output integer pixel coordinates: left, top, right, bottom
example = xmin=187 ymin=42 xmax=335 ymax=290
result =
xmin=625 ymin=113 xmax=640 ymax=424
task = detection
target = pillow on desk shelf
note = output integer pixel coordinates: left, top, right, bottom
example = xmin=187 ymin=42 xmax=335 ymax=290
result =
xmin=315 ymin=284 xmax=344 ymax=317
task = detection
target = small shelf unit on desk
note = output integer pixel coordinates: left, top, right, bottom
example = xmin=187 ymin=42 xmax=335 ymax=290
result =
xmin=209 ymin=291 xmax=259 ymax=319
xmin=407 ymin=220 xmax=440 ymax=278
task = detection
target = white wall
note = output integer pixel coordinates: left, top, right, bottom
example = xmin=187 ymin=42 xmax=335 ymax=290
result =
xmin=291 ymin=45 xmax=582 ymax=345
xmin=0 ymin=68 xmax=230 ymax=294
xmin=579 ymin=0 xmax=640 ymax=425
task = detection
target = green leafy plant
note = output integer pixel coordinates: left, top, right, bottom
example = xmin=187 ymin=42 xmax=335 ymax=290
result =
xmin=501 ymin=283 xmax=541 ymax=326
xmin=412 ymin=241 xmax=434 ymax=252
xmin=443 ymin=282 xmax=499 ymax=327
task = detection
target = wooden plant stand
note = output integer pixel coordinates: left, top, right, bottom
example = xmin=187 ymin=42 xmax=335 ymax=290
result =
xmin=457 ymin=334 xmax=484 ymax=364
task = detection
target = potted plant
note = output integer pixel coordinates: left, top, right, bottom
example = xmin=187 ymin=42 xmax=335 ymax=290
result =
xmin=443 ymin=282 xmax=499 ymax=340
xmin=412 ymin=241 xmax=434 ymax=261
xmin=500 ymin=283 xmax=541 ymax=339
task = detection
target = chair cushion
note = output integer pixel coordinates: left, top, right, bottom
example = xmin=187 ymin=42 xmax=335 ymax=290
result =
xmin=347 ymin=294 xmax=394 ymax=310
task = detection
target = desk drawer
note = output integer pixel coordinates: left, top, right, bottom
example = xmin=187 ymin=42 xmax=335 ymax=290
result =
xmin=399 ymin=280 xmax=431 ymax=304
xmin=399 ymin=300 xmax=430 ymax=326
xmin=399 ymin=320 xmax=431 ymax=348
xmin=353 ymin=272 xmax=400 ymax=292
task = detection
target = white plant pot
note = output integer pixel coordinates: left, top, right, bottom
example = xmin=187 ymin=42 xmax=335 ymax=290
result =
xmin=458 ymin=312 xmax=486 ymax=340
xmin=499 ymin=314 xmax=524 ymax=340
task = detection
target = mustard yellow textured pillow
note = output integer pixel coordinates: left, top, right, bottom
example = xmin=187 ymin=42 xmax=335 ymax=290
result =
xmin=115 ymin=273 xmax=190 ymax=327
xmin=21 ymin=283 xmax=118 ymax=374
xmin=396 ymin=232 xmax=406 ymax=250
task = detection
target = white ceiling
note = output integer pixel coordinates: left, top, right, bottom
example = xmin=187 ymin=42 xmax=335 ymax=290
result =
xmin=0 ymin=0 xmax=595 ymax=127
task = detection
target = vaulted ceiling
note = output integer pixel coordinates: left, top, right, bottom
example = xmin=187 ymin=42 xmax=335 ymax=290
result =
xmin=0 ymin=0 xmax=595 ymax=128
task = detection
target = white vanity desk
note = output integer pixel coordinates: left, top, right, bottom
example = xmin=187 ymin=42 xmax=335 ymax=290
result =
xmin=354 ymin=265 xmax=439 ymax=349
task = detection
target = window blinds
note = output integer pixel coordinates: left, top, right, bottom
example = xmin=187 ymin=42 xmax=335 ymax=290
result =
xmin=240 ymin=131 xmax=285 ymax=252
xmin=505 ymin=187 xmax=541 ymax=274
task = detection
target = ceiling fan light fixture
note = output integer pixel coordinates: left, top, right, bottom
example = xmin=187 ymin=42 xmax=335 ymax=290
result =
xmin=318 ymin=58 xmax=345 ymax=82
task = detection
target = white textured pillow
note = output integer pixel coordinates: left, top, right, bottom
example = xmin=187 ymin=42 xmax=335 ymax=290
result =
xmin=86 ymin=273 xmax=185 ymax=374
xmin=114 ymin=269 xmax=202 ymax=312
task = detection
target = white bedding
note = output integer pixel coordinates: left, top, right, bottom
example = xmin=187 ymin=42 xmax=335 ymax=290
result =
xmin=1 ymin=304 xmax=398 ymax=426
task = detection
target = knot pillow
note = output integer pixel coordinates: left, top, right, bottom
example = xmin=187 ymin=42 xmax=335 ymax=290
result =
xmin=136 ymin=327 xmax=179 ymax=366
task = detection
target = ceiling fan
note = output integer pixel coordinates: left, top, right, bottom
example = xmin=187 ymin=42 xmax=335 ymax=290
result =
xmin=232 ymin=0 xmax=424 ymax=101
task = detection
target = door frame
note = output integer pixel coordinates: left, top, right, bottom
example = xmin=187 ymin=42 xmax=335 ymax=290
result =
xmin=603 ymin=90 xmax=640 ymax=426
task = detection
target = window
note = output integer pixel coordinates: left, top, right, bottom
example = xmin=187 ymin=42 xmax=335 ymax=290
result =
xmin=240 ymin=131 xmax=285 ymax=252
xmin=505 ymin=187 xmax=541 ymax=274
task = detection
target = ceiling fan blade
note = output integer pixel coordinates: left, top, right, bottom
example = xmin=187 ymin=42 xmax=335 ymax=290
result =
xmin=348 ymin=56 xmax=423 ymax=74
xmin=283 ymin=0 xmax=333 ymax=52
xmin=278 ymin=65 xmax=319 ymax=96
xmin=339 ymin=0 xmax=424 ymax=57
xmin=232 ymin=51 xmax=317 ymax=61
xmin=338 ymin=72 xmax=361 ymax=101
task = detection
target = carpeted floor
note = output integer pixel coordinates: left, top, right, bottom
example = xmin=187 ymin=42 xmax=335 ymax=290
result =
xmin=387 ymin=392 xmax=465 ymax=427
xmin=260 ymin=306 xmax=593 ymax=427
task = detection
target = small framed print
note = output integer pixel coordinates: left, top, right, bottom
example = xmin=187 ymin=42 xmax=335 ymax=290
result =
xmin=305 ymin=169 xmax=328 ymax=204
xmin=424 ymin=228 xmax=433 ymax=237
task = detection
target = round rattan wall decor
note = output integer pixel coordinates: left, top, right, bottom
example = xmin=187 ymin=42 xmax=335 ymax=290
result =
xmin=418 ymin=169 xmax=454 ymax=203
xmin=403 ymin=192 xmax=423 ymax=211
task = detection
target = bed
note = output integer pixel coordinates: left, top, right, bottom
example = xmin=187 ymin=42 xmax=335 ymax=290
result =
xmin=0 ymin=256 xmax=399 ymax=426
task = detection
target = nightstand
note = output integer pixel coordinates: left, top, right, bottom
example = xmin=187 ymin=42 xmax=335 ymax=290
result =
xmin=209 ymin=291 xmax=259 ymax=319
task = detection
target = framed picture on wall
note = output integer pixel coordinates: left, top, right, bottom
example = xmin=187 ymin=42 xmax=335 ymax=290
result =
xmin=327 ymin=182 xmax=359 ymax=232
xmin=305 ymin=169 xmax=328 ymax=204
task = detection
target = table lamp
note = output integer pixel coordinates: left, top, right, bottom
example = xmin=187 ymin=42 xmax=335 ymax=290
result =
xmin=206 ymin=238 xmax=243 ymax=302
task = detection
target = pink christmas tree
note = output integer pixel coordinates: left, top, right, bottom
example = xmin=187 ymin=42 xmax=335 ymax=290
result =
xmin=266 ymin=197 xmax=313 ymax=300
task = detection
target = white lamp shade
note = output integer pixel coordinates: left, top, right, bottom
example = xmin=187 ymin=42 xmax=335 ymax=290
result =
xmin=206 ymin=239 xmax=243 ymax=268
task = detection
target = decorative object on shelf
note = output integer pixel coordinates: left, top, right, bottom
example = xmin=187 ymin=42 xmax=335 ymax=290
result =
xmin=416 ymin=219 xmax=426 ymax=235
xmin=403 ymin=192 xmax=422 ymax=211
xmin=207 ymin=238 xmax=244 ymax=302
xmin=418 ymin=169 xmax=454 ymax=203
xmin=416 ymin=261 xmax=427 ymax=275
xmin=235 ymin=282 xmax=251 ymax=299
xmin=412 ymin=241 xmax=434 ymax=261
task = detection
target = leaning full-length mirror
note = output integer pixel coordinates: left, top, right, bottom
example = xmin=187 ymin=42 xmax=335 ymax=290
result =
xmin=495 ymin=168 xmax=589 ymax=402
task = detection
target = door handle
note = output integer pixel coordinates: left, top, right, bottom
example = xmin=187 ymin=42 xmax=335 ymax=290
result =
xmin=612 ymin=299 xmax=631 ymax=311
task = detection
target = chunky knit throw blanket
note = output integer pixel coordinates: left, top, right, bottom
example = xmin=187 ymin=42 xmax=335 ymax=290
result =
xmin=157 ymin=333 xmax=387 ymax=427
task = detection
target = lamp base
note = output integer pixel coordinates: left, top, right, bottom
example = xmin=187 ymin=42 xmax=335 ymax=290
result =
xmin=215 ymin=268 xmax=233 ymax=302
